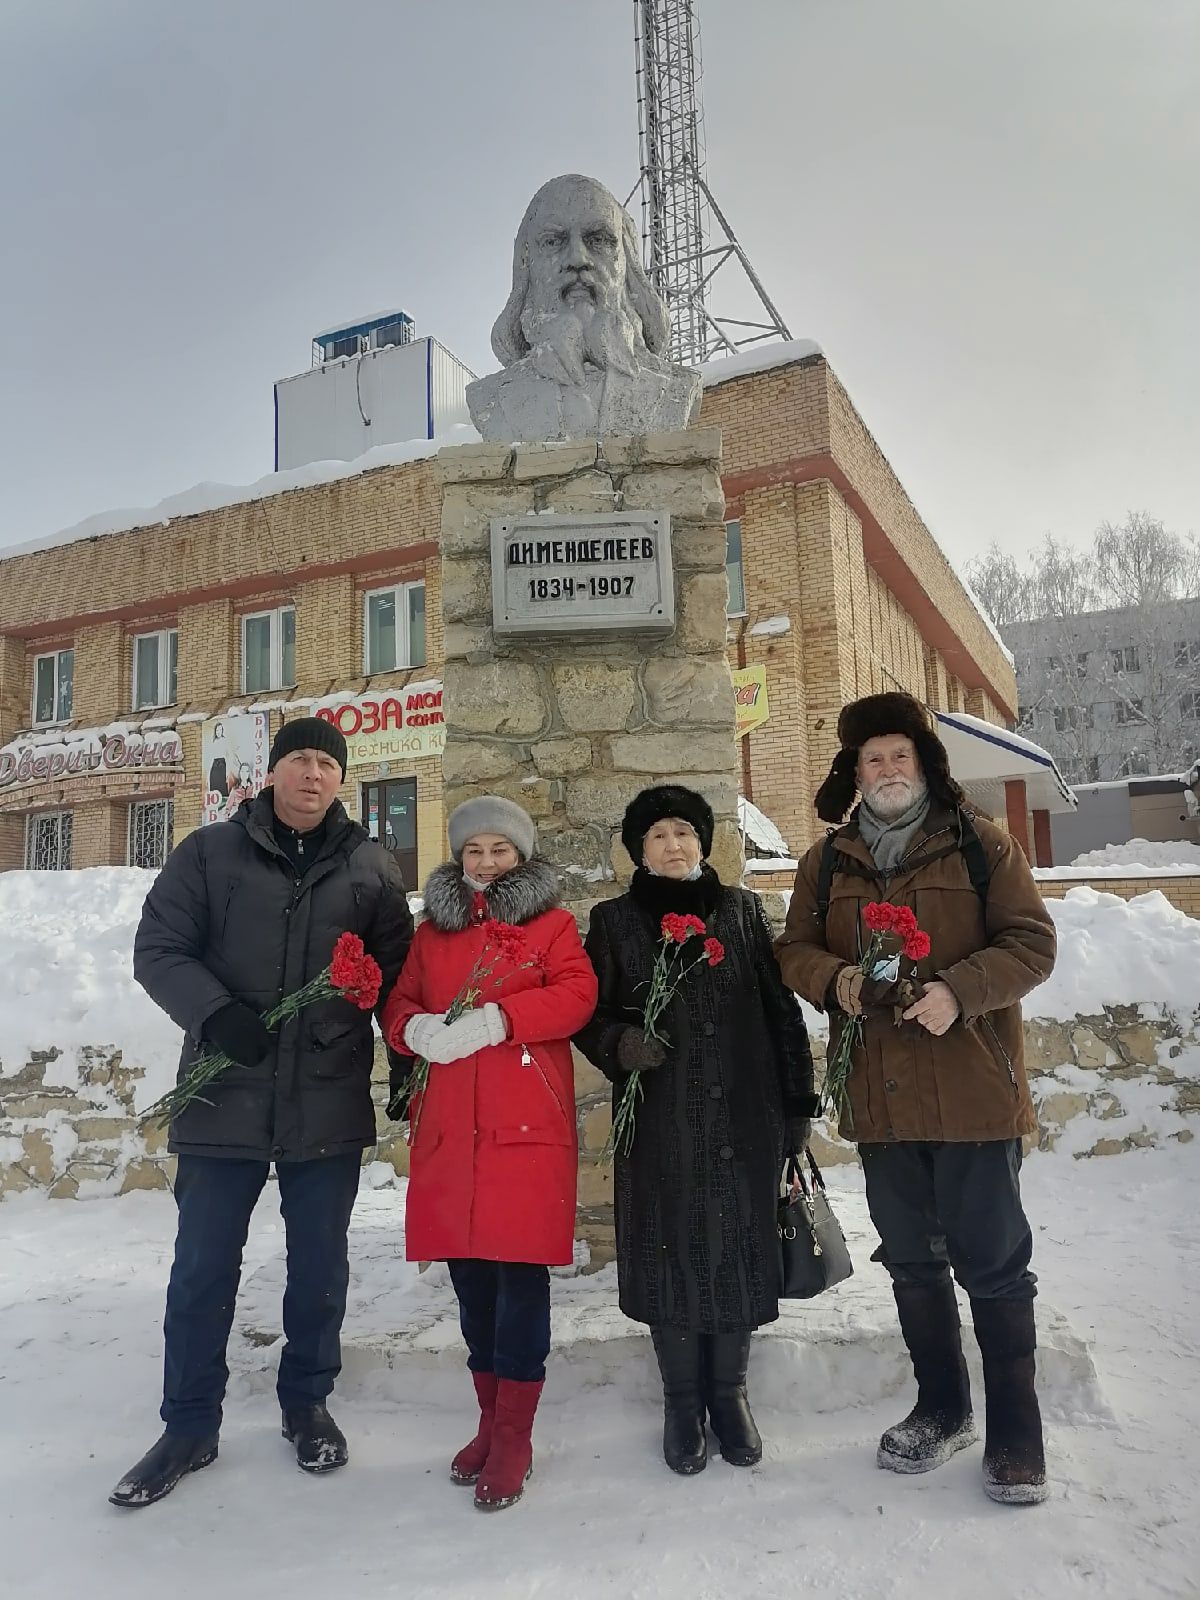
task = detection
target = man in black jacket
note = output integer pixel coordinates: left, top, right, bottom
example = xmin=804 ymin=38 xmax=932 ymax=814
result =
xmin=110 ymin=718 xmax=413 ymax=1509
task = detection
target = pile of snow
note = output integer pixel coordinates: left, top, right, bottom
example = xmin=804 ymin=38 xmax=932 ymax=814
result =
xmin=1030 ymin=888 xmax=1200 ymax=1020
xmin=738 ymin=795 xmax=790 ymax=858
xmin=0 ymin=869 xmax=179 ymax=1103
xmin=1063 ymin=837 xmax=1200 ymax=873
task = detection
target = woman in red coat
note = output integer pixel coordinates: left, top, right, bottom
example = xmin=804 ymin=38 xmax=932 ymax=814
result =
xmin=381 ymin=796 xmax=597 ymax=1511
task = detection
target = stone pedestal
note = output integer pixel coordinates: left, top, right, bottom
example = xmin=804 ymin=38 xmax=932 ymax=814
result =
xmin=437 ymin=429 xmax=742 ymax=1256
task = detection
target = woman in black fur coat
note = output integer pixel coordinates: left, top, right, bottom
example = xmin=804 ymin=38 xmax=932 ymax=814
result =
xmin=574 ymin=784 xmax=818 ymax=1475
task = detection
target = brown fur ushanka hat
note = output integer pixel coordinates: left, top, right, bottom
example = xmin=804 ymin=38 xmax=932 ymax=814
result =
xmin=814 ymin=691 xmax=966 ymax=823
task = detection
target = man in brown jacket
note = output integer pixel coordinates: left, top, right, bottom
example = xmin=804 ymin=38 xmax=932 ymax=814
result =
xmin=776 ymin=692 xmax=1056 ymax=1505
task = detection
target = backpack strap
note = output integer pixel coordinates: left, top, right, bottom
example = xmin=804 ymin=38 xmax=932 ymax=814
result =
xmin=815 ymin=830 xmax=838 ymax=924
xmin=957 ymin=809 xmax=992 ymax=910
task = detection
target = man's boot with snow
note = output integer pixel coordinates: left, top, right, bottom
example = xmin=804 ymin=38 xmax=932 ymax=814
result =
xmin=878 ymin=1280 xmax=978 ymax=1473
xmin=281 ymin=1402 xmax=348 ymax=1473
xmin=108 ymin=1430 xmax=219 ymax=1508
xmin=651 ymin=1327 xmax=707 ymax=1475
xmin=971 ymin=1297 xmax=1048 ymax=1505
xmin=474 ymin=1377 xmax=543 ymax=1511
xmin=451 ymin=1371 xmax=499 ymax=1485
xmin=704 ymin=1332 xmax=762 ymax=1467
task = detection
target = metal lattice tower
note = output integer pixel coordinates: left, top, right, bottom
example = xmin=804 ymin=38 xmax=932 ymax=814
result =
xmin=633 ymin=0 xmax=792 ymax=367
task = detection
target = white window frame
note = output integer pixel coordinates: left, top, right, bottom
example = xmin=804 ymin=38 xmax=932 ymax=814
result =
xmin=24 ymin=810 xmax=73 ymax=870
xmin=31 ymin=647 xmax=74 ymax=727
xmin=131 ymin=628 xmax=179 ymax=711
xmin=725 ymin=520 xmax=747 ymax=618
xmin=241 ymin=606 xmax=296 ymax=694
xmin=362 ymin=581 xmax=426 ymax=673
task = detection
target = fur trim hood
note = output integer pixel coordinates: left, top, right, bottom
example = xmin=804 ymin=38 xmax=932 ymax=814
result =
xmin=421 ymin=855 xmax=562 ymax=932
xmin=814 ymin=692 xmax=966 ymax=824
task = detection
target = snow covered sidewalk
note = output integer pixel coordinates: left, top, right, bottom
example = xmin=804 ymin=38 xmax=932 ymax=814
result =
xmin=2 ymin=1149 xmax=1197 ymax=1599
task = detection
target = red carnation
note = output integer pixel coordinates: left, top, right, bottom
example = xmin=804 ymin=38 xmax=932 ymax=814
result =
xmin=703 ymin=937 xmax=725 ymax=967
xmin=863 ymin=902 xmax=900 ymax=933
xmin=893 ymin=906 xmax=919 ymax=939
xmin=330 ymin=931 xmax=368 ymax=989
xmin=904 ymin=930 xmax=931 ymax=962
xmin=660 ymin=912 xmax=706 ymax=944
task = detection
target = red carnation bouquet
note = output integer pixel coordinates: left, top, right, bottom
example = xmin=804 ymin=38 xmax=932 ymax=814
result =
xmin=143 ymin=932 xmax=383 ymax=1128
xmin=387 ymin=919 xmax=544 ymax=1133
xmin=822 ymin=901 xmax=931 ymax=1127
xmin=602 ymin=912 xmax=726 ymax=1162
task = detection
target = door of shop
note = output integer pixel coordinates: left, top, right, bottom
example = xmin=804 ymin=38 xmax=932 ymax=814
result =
xmin=361 ymin=778 xmax=418 ymax=891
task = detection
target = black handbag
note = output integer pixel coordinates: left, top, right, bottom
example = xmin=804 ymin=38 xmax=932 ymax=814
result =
xmin=778 ymin=1149 xmax=854 ymax=1299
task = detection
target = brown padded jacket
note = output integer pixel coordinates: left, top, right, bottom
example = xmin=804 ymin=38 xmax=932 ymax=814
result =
xmin=774 ymin=805 xmax=1056 ymax=1143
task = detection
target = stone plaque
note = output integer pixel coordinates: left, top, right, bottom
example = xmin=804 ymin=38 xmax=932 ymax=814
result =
xmin=491 ymin=511 xmax=675 ymax=637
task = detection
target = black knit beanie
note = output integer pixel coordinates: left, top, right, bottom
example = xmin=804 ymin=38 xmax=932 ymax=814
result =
xmin=620 ymin=784 xmax=715 ymax=863
xmin=268 ymin=716 xmax=348 ymax=779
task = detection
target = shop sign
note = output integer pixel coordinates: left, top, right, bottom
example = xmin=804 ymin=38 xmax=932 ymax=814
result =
xmin=0 ymin=728 xmax=183 ymax=791
xmin=315 ymin=685 xmax=444 ymax=766
xmin=202 ymin=712 xmax=270 ymax=825
xmin=732 ymin=665 xmax=770 ymax=739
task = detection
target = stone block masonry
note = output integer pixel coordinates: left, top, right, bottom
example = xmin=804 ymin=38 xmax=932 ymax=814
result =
xmin=438 ymin=432 xmax=742 ymax=1255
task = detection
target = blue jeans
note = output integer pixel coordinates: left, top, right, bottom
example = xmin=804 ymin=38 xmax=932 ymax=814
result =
xmin=160 ymin=1151 xmax=361 ymax=1437
xmin=446 ymin=1259 xmax=552 ymax=1382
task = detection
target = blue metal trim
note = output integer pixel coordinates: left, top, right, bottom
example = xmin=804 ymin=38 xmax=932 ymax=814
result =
xmin=315 ymin=312 xmax=414 ymax=346
xmin=426 ymin=337 xmax=434 ymax=439
xmin=273 ymin=383 xmax=279 ymax=472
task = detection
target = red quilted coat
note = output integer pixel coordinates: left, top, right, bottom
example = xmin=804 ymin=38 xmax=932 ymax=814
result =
xmin=381 ymin=857 xmax=598 ymax=1266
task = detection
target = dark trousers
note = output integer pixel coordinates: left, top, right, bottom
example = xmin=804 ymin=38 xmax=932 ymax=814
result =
xmin=447 ymin=1259 xmax=552 ymax=1383
xmin=161 ymin=1151 xmax=362 ymax=1437
xmin=858 ymin=1139 xmax=1036 ymax=1302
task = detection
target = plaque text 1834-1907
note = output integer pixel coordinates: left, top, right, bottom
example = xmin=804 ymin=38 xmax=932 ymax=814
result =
xmin=490 ymin=512 xmax=674 ymax=637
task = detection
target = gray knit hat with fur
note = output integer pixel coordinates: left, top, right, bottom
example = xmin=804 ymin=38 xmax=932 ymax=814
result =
xmin=447 ymin=795 xmax=538 ymax=862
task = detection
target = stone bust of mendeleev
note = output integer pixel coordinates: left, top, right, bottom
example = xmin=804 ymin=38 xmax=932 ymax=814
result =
xmin=467 ymin=173 xmax=702 ymax=443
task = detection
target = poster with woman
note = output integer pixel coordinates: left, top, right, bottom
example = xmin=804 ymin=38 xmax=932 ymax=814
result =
xmin=201 ymin=713 xmax=269 ymax=825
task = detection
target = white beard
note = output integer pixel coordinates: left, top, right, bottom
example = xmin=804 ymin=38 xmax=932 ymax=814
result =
xmin=519 ymin=304 xmax=643 ymax=387
xmin=863 ymin=774 xmax=928 ymax=819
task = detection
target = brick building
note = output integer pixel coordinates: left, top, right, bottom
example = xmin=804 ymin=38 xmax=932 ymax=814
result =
xmin=0 ymin=345 xmax=1016 ymax=880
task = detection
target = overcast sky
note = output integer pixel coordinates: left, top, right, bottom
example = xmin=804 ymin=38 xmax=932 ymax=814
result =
xmin=1 ymin=0 xmax=1196 ymax=569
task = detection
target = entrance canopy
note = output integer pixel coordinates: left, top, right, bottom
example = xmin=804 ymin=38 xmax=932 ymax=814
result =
xmin=935 ymin=712 xmax=1076 ymax=816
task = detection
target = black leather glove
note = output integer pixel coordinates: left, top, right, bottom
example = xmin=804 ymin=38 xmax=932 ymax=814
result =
xmin=204 ymin=1001 xmax=272 ymax=1067
xmin=785 ymin=1115 xmax=812 ymax=1156
xmin=617 ymin=1029 xmax=667 ymax=1074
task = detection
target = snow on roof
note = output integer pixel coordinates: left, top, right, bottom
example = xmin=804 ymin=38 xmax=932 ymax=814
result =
xmin=312 ymin=308 xmax=414 ymax=342
xmin=701 ymin=338 xmax=824 ymax=389
xmin=738 ymin=795 xmax=790 ymax=857
xmin=957 ymin=571 xmax=1016 ymax=668
xmin=1 ymin=424 xmax=481 ymax=560
xmin=935 ymin=709 xmax=1076 ymax=812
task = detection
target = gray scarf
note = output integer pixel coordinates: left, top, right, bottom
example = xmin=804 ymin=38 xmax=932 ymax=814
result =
xmin=857 ymin=788 xmax=931 ymax=876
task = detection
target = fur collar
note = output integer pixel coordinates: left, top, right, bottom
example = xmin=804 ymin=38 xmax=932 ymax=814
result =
xmin=421 ymin=856 xmax=562 ymax=932
xmin=629 ymin=862 xmax=723 ymax=923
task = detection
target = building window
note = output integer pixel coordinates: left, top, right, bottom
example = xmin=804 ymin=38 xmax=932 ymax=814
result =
xmin=1074 ymin=651 xmax=1089 ymax=680
xmin=1054 ymin=705 xmax=1092 ymax=732
xmin=1181 ymin=692 xmax=1200 ymax=721
xmin=1175 ymin=639 xmax=1200 ymax=669
xmin=25 ymin=811 xmax=73 ymax=870
xmin=1115 ymin=696 xmax=1144 ymax=725
xmin=33 ymin=648 xmax=74 ymax=726
xmin=1110 ymin=645 xmax=1140 ymax=674
xmin=132 ymin=629 xmax=179 ymax=711
xmin=364 ymin=582 xmax=426 ymax=673
xmin=725 ymin=521 xmax=746 ymax=616
xmin=1085 ymin=755 xmax=1102 ymax=781
xmin=1119 ymin=751 xmax=1150 ymax=777
xmin=242 ymin=607 xmax=296 ymax=694
xmin=129 ymin=799 xmax=174 ymax=868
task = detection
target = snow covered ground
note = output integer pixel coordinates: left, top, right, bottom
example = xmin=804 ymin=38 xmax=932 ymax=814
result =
xmin=1059 ymin=837 xmax=1200 ymax=874
xmin=1 ymin=1147 xmax=1196 ymax=1600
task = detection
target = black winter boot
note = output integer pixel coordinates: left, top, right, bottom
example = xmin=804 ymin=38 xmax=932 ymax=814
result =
xmin=879 ymin=1280 xmax=978 ymax=1473
xmin=108 ymin=1430 xmax=219 ymax=1508
xmin=703 ymin=1332 xmax=762 ymax=1467
xmin=281 ymin=1403 xmax=349 ymax=1473
xmin=650 ymin=1328 xmax=707 ymax=1475
xmin=971 ymin=1298 xmax=1048 ymax=1505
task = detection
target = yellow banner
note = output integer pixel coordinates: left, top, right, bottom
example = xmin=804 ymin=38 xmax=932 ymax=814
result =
xmin=732 ymin=665 xmax=769 ymax=739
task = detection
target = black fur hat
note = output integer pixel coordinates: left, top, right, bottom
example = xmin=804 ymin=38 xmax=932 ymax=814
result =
xmin=621 ymin=784 xmax=715 ymax=864
xmin=814 ymin=691 xmax=965 ymax=823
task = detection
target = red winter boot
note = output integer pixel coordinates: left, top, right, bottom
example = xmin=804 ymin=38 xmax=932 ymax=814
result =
xmin=450 ymin=1372 xmax=498 ymax=1486
xmin=474 ymin=1378 xmax=544 ymax=1511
